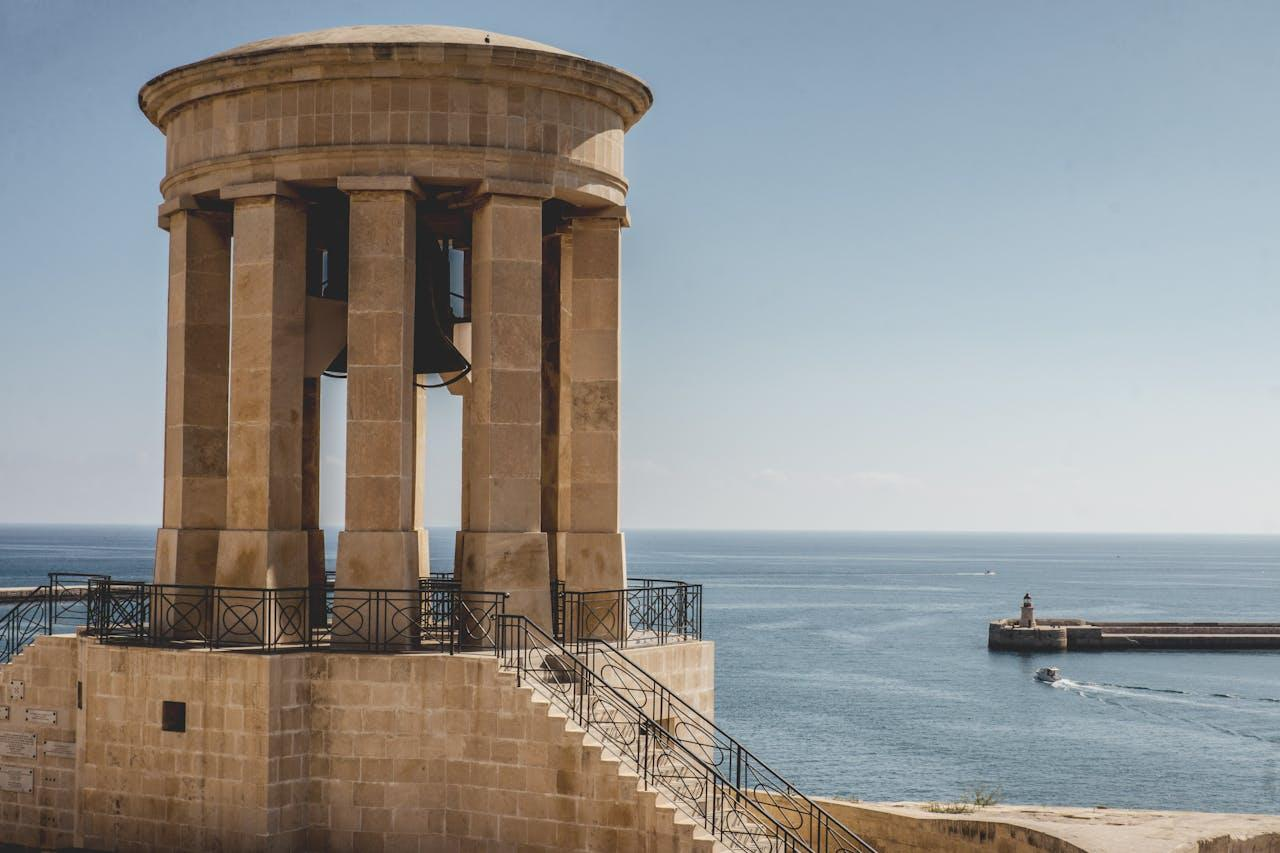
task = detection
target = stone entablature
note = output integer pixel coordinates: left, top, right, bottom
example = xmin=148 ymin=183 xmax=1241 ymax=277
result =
xmin=138 ymin=26 xmax=651 ymax=207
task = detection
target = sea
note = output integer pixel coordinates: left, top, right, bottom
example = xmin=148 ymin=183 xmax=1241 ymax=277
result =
xmin=2 ymin=525 xmax=1277 ymax=815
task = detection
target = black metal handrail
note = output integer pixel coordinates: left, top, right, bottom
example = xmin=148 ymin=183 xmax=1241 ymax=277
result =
xmin=1 ymin=585 xmax=49 ymax=665
xmin=556 ymin=579 xmax=701 ymax=648
xmin=323 ymin=570 xmax=457 ymax=587
xmin=496 ymin=614 xmax=809 ymax=853
xmin=573 ymin=638 xmax=877 ymax=853
xmin=88 ymin=579 xmax=506 ymax=654
xmin=0 ymin=572 xmax=110 ymax=664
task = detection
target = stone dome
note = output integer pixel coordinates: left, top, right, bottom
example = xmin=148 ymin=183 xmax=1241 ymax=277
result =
xmin=212 ymin=24 xmax=579 ymax=60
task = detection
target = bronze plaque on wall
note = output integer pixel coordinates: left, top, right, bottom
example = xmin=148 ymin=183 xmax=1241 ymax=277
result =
xmin=0 ymin=731 xmax=37 ymax=759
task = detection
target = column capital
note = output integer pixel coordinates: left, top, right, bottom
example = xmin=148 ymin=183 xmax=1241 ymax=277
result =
xmin=566 ymin=205 xmax=630 ymax=227
xmin=156 ymin=193 xmax=230 ymax=231
xmin=476 ymin=178 xmax=555 ymax=202
xmin=336 ymin=175 xmax=425 ymax=199
xmin=219 ymin=180 xmax=302 ymax=202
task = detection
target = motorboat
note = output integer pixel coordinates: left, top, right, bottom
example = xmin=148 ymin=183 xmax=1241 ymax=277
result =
xmin=1035 ymin=666 xmax=1061 ymax=684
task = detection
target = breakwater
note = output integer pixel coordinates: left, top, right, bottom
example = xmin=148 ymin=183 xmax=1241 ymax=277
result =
xmin=989 ymin=618 xmax=1280 ymax=651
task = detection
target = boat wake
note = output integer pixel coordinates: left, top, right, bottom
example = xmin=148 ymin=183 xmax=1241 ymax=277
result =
xmin=1052 ymin=678 xmax=1280 ymax=743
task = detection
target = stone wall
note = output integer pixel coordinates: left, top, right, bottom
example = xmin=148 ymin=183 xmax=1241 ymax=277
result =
xmin=0 ymin=634 xmax=79 ymax=849
xmin=0 ymin=635 xmax=719 ymax=852
xmin=622 ymin=641 xmax=715 ymax=719
xmin=812 ymin=798 xmax=1089 ymax=853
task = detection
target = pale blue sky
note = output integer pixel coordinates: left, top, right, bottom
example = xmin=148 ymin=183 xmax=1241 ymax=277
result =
xmin=2 ymin=1 xmax=1278 ymax=532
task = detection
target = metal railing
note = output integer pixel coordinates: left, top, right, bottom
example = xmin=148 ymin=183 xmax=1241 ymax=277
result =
xmin=88 ymin=579 xmax=506 ymax=654
xmin=1 ymin=572 xmax=108 ymax=664
xmin=555 ymin=577 xmax=702 ymax=648
xmin=573 ymin=639 xmax=877 ymax=853
xmin=496 ymin=614 xmax=811 ymax=853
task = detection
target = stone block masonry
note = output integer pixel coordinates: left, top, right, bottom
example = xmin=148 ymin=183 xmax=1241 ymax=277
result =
xmin=0 ymin=635 xmax=719 ymax=852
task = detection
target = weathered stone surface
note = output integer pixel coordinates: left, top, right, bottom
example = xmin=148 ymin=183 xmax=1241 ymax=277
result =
xmin=0 ymin=637 xmax=719 ymax=853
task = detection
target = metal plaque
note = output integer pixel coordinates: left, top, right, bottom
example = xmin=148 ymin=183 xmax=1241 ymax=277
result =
xmin=43 ymin=740 xmax=75 ymax=759
xmin=0 ymin=731 xmax=37 ymax=759
xmin=0 ymin=706 xmax=8 ymax=721
xmin=7 ymin=681 xmax=22 ymax=700
xmin=0 ymin=765 xmax=34 ymax=793
xmin=25 ymin=709 xmax=56 ymax=725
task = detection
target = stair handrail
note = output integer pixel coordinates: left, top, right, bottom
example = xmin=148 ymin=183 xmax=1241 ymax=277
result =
xmin=1 ymin=584 xmax=51 ymax=665
xmin=574 ymin=638 xmax=878 ymax=853
xmin=496 ymin=614 xmax=812 ymax=853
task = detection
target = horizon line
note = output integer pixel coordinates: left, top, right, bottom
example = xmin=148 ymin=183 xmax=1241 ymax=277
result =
xmin=0 ymin=522 xmax=1278 ymax=538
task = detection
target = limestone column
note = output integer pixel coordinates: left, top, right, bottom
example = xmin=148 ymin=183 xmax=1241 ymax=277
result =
xmin=334 ymin=177 xmax=422 ymax=591
xmin=455 ymin=248 xmax=472 ymax=574
xmin=215 ymin=182 xmax=309 ymax=590
xmin=541 ymin=230 xmax=572 ymax=581
xmin=154 ymin=204 xmax=231 ymax=585
xmin=457 ymin=193 xmax=552 ymax=626
xmin=301 ymin=376 xmax=324 ymax=585
xmin=413 ymin=377 xmax=430 ymax=578
xmin=557 ymin=215 xmax=626 ymax=591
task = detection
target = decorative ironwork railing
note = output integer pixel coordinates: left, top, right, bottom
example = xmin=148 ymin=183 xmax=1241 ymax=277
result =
xmin=572 ymin=639 xmax=877 ymax=853
xmin=321 ymin=570 xmax=457 ymax=586
xmin=87 ymin=579 xmax=506 ymax=654
xmin=554 ymin=577 xmax=702 ymax=648
xmin=0 ymin=572 xmax=108 ymax=664
xmin=496 ymin=614 xmax=821 ymax=853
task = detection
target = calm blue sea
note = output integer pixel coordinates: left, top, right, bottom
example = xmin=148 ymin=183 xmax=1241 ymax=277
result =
xmin=2 ymin=525 xmax=1277 ymax=814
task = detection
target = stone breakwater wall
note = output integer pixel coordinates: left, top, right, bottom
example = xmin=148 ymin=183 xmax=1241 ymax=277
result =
xmin=989 ymin=619 xmax=1280 ymax=651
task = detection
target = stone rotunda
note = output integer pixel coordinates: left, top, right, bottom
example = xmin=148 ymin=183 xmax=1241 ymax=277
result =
xmin=0 ymin=25 xmax=878 ymax=853
xmin=143 ymin=25 xmax=650 ymax=625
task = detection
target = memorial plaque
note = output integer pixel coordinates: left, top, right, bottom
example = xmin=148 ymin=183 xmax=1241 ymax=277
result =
xmin=0 ymin=731 xmax=37 ymax=759
xmin=0 ymin=706 xmax=8 ymax=721
xmin=7 ymin=681 xmax=22 ymax=700
xmin=0 ymin=765 xmax=34 ymax=793
xmin=25 ymin=709 xmax=56 ymax=725
xmin=44 ymin=740 xmax=75 ymax=759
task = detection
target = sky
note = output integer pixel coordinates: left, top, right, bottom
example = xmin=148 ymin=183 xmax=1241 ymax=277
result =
xmin=1 ymin=0 xmax=1278 ymax=533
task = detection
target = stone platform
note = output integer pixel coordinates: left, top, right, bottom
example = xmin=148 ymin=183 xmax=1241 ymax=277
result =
xmin=0 ymin=634 xmax=717 ymax=852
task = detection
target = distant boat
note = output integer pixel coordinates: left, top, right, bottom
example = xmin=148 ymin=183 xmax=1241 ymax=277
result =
xmin=984 ymin=570 xmax=996 ymax=576
xmin=1035 ymin=666 xmax=1061 ymax=684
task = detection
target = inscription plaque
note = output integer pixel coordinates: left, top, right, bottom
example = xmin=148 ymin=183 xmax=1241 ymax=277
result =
xmin=0 ymin=731 xmax=37 ymax=759
xmin=0 ymin=706 xmax=8 ymax=721
xmin=44 ymin=740 xmax=75 ymax=759
xmin=7 ymin=681 xmax=22 ymax=700
xmin=0 ymin=765 xmax=33 ymax=793
xmin=25 ymin=709 xmax=56 ymax=725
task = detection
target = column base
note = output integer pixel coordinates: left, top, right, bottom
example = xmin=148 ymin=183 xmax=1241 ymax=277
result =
xmin=154 ymin=528 xmax=219 ymax=585
xmin=414 ymin=528 xmax=430 ymax=579
xmin=215 ymin=529 xmax=309 ymax=587
xmin=333 ymin=531 xmax=421 ymax=648
xmin=305 ymin=528 xmax=327 ymax=632
xmin=335 ymin=530 xmax=420 ymax=589
xmin=212 ymin=530 xmax=309 ymax=645
xmin=457 ymin=532 xmax=551 ymax=628
xmin=153 ymin=528 xmax=220 ymax=640
xmin=555 ymin=532 xmax=627 ymax=590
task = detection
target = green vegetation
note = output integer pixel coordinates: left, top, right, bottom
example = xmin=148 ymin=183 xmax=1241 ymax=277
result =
xmin=924 ymin=786 xmax=1002 ymax=814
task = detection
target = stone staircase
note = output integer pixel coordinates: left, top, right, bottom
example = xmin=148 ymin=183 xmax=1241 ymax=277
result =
xmin=495 ymin=614 xmax=835 ymax=853
xmin=510 ymin=676 xmax=726 ymax=852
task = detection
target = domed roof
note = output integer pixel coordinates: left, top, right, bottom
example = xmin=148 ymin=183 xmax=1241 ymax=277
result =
xmin=213 ymin=24 xmax=578 ymax=60
xmin=140 ymin=24 xmax=651 ymax=131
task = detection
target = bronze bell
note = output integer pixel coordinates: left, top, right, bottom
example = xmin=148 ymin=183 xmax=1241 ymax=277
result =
xmin=413 ymin=219 xmax=469 ymax=376
xmin=322 ymin=216 xmax=468 ymax=379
